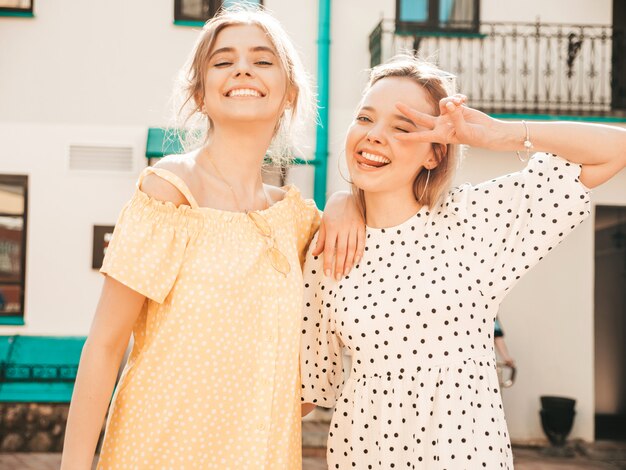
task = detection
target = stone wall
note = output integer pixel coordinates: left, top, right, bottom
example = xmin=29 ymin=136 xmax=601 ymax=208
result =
xmin=0 ymin=403 xmax=105 ymax=452
xmin=0 ymin=402 xmax=328 ymax=454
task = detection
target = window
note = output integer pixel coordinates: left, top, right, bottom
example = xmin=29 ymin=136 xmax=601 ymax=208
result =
xmin=0 ymin=0 xmax=33 ymax=16
xmin=175 ymin=0 xmax=263 ymax=24
xmin=0 ymin=175 xmax=28 ymax=324
xmin=396 ymin=0 xmax=479 ymax=33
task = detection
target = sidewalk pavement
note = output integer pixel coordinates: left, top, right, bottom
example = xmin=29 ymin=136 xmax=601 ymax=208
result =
xmin=1 ymin=446 xmax=624 ymax=470
xmin=0 ymin=455 xmax=329 ymax=469
xmin=1 ymin=439 xmax=624 ymax=469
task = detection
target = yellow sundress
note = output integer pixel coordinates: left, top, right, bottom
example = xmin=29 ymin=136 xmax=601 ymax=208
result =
xmin=97 ymin=166 xmax=320 ymax=469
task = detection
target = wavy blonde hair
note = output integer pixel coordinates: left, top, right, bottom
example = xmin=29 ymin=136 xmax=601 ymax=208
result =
xmin=170 ymin=4 xmax=315 ymax=166
xmin=352 ymin=55 xmax=460 ymax=214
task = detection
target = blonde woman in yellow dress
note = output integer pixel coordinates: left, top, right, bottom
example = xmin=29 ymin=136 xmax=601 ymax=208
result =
xmin=61 ymin=6 xmax=363 ymax=469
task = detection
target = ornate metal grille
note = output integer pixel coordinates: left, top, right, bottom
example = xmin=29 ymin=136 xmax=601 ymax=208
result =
xmin=370 ymin=20 xmax=621 ymax=115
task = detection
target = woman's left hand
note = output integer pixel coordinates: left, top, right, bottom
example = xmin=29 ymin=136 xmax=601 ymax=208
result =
xmin=394 ymin=94 xmax=501 ymax=149
xmin=313 ymin=191 xmax=365 ymax=280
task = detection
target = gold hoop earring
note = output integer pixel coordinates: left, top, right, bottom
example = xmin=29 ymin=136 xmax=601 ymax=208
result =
xmin=418 ymin=169 xmax=431 ymax=202
xmin=337 ymin=150 xmax=353 ymax=184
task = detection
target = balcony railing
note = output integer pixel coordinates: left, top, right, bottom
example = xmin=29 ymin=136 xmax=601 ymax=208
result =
xmin=370 ymin=20 xmax=624 ymax=116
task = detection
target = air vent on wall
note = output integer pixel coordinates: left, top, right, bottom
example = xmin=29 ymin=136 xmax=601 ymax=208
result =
xmin=68 ymin=145 xmax=134 ymax=172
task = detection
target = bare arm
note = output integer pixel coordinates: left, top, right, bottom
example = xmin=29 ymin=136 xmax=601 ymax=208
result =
xmin=61 ymin=277 xmax=145 ymax=469
xmin=312 ymin=191 xmax=366 ymax=281
xmin=301 ymin=402 xmax=316 ymax=417
xmin=486 ymin=120 xmax=626 ymax=188
xmin=494 ymin=337 xmax=515 ymax=368
xmin=396 ymin=96 xmax=626 ymax=188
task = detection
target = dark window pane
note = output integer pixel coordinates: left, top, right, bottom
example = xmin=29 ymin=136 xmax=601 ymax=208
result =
xmin=92 ymin=225 xmax=115 ymax=270
xmin=0 ymin=175 xmax=26 ymax=322
xmin=439 ymin=0 xmax=476 ymax=27
xmin=176 ymin=0 xmax=263 ymax=22
xmin=399 ymin=0 xmax=428 ymax=22
xmin=0 ymin=216 xmax=22 ymax=281
xmin=223 ymin=0 xmax=261 ymax=6
xmin=181 ymin=0 xmax=207 ymax=19
xmin=0 ymin=284 xmax=21 ymax=315
xmin=397 ymin=0 xmax=478 ymax=31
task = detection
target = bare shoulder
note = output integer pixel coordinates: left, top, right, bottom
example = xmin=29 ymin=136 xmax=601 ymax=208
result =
xmin=140 ymin=154 xmax=195 ymax=206
xmin=265 ymin=184 xmax=288 ymax=205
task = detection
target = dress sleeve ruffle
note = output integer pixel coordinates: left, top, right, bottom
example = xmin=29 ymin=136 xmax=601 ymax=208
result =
xmin=300 ymin=234 xmax=345 ymax=407
xmin=446 ymin=153 xmax=590 ymax=301
xmin=100 ymin=189 xmax=197 ymax=303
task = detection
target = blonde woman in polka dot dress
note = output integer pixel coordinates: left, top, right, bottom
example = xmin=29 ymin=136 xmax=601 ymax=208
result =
xmin=61 ymin=7 xmax=364 ymax=470
xmin=300 ymin=55 xmax=626 ymax=469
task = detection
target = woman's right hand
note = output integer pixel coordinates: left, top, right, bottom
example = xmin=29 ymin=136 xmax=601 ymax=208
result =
xmin=394 ymin=94 xmax=504 ymax=150
xmin=396 ymin=94 xmax=626 ymax=188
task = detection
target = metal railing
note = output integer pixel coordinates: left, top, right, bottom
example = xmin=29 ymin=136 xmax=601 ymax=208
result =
xmin=0 ymin=363 xmax=78 ymax=382
xmin=370 ymin=19 xmax=622 ymax=115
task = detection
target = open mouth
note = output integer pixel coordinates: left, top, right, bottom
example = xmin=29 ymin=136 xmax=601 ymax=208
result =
xmin=356 ymin=151 xmax=391 ymax=169
xmin=225 ymin=88 xmax=265 ymax=98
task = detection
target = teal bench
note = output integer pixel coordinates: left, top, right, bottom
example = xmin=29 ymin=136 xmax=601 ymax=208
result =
xmin=0 ymin=336 xmax=86 ymax=402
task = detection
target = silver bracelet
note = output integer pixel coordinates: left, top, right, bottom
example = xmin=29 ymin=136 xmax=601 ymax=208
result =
xmin=516 ymin=120 xmax=533 ymax=162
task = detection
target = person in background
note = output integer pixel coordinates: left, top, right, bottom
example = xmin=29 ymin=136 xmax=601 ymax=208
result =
xmin=494 ymin=317 xmax=516 ymax=368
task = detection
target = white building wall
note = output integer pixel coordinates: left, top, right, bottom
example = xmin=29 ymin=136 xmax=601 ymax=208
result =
xmin=481 ymin=0 xmax=612 ymax=24
xmin=0 ymin=1 xmax=197 ymax=127
xmin=0 ymin=123 xmax=147 ymax=335
xmin=0 ymin=0 xmax=199 ymax=338
xmin=0 ymin=0 xmax=624 ymax=442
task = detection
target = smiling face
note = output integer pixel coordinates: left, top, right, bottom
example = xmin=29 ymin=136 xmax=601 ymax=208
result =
xmin=201 ymin=24 xmax=291 ymax=129
xmin=346 ymin=76 xmax=439 ymax=196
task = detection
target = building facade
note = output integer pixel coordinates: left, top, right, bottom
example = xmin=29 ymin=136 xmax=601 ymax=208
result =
xmin=0 ymin=0 xmax=625 ymax=444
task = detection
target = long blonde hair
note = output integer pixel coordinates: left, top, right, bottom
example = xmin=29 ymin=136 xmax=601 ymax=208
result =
xmin=171 ymin=4 xmax=315 ymax=166
xmin=352 ymin=55 xmax=460 ymax=214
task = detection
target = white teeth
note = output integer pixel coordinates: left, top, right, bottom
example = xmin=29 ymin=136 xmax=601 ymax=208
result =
xmin=228 ymin=88 xmax=262 ymax=97
xmin=361 ymin=151 xmax=391 ymax=164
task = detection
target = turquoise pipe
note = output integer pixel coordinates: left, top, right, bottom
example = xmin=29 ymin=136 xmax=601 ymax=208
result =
xmin=314 ymin=0 xmax=331 ymax=208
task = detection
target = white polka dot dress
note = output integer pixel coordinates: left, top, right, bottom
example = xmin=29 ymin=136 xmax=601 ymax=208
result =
xmin=300 ymin=154 xmax=590 ymax=469
xmin=98 ymin=167 xmax=320 ymax=469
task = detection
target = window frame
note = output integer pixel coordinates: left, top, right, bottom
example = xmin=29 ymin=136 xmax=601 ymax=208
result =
xmin=395 ymin=0 xmax=480 ymax=34
xmin=174 ymin=0 xmax=264 ymax=24
xmin=0 ymin=174 xmax=28 ymax=325
xmin=0 ymin=0 xmax=34 ymax=17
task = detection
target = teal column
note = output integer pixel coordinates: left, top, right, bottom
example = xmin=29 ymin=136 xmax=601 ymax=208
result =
xmin=314 ymin=0 xmax=331 ymax=208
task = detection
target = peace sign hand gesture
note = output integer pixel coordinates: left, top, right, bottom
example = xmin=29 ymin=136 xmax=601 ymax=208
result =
xmin=395 ymin=94 xmax=501 ymax=150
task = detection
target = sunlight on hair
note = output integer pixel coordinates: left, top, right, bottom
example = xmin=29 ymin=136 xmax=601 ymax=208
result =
xmin=168 ymin=3 xmax=316 ymax=166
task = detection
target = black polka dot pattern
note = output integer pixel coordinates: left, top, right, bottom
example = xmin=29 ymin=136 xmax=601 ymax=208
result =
xmin=300 ymin=154 xmax=590 ymax=469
